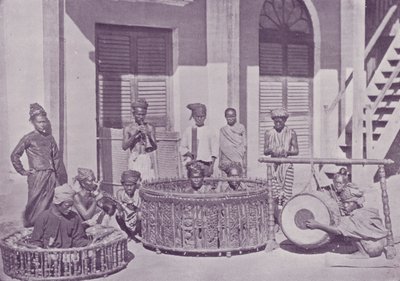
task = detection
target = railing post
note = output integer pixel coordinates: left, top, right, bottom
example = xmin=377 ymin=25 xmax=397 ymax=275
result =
xmin=378 ymin=165 xmax=396 ymax=259
xmin=365 ymin=105 xmax=373 ymax=158
xmin=265 ymin=163 xmax=278 ymax=252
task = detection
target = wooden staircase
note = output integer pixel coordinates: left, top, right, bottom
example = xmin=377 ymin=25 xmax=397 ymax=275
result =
xmin=335 ymin=29 xmax=400 ymax=180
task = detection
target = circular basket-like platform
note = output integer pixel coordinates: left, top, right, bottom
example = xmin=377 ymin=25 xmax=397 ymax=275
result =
xmin=0 ymin=228 xmax=128 ymax=281
xmin=140 ymin=178 xmax=270 ymax=255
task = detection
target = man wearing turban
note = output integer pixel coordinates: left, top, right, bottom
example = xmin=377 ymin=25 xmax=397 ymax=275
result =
xmin=306 ymin=170 xmax=388 ymax=258
xmin=114 ymin=170 xmax=142 ymax=241
xmin=264 ymin=108 xmax=299 ymax=206
xmin=122 ymin=98 xmax=157 ymax=181
xmin=30 ymin=184 xmax=90 ymax=249
xmin=180 ymin=103 xmax=218 ymax=177
xmin=10 ymin=103 xmax=65 ymax=227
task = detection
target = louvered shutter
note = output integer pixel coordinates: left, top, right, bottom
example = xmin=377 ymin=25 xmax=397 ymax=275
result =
xmin=96 ymin=25 xmax=173 ymax=189
xmin=98 ymin=74 xmax=133 ymax=129
xmin=259 ymin=79 xmax=283 ymax=156
xmin=259 ymin=42 xmax=283 ymax=76
xmin=133 ymin=33 xmax=170 ymax=127
xmin=258 ymin=42 xmax=312 ymax=157
xmin=287 ymin=44 xmax=310 ymax=77
xmin=97 ymin=30 xmax=133 ymax=129
xmin=286 ymin=78 xmax=311 ymax=157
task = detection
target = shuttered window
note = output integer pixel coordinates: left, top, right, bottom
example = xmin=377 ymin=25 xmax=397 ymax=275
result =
xmin=96 ymin=24 xmax=172 ymax=188
xmin=96 ymin=24 xmax=172 ymax=129
xmin=259 ymin=0 xmax=314 ymax=157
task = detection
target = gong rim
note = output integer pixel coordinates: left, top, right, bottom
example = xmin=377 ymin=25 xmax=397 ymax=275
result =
xmin=279 ymin=193 xmax=336 ymax=249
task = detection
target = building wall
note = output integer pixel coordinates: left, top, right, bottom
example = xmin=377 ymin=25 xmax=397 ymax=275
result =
xmin=0 ymin=0 xmax=355 ymax=181
xmin=2 ymin=0 xmax=46 ymax=176
xmin=63 ymin=0 xmax=210 ymax=177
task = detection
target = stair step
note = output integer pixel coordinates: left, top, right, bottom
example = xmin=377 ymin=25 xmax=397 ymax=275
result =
xmin=375 ymin=81 xmax=400 ymax=90
xmin=373 ymin=114 xmax=391 ymax=121
xmin=375 ymin=106 xmax=396 ymax=115
xmin=339 ymin=143 xmax=368 ymax=158
xmin=368 ymin=93 xmax=400 ymax=102
xmin=363 ymin=119 xmax=388 ymax=128
xmin=381 ymin=71 xmax=400 ymax=78
xmin=388 ymin=59 xmax=400 ymax=67
xmin=367 ymin=88 xmax=394 ymax=97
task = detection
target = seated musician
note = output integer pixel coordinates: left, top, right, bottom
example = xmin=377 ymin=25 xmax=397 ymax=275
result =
xmin=306 ymin=171 xmax=388 ymax=258
xmin=114 ymin=170 xmax=142 ymax=242
xmin=186 ymin=161 xmax=215 ymax=193
xmin=72 ymin=168 xmax=103 ymax=223
xmin=30 ymin=184 xmax=91 ymax=248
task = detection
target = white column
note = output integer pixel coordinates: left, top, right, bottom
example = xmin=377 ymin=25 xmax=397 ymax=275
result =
xmin=0 ymin=1 xmax=10 ymax=182
xmin=206 ymin=0 xmax=240 ymax=116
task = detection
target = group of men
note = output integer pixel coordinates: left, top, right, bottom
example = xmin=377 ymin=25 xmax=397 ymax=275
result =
xmin=10 ymin=100 xmax=388 ymax=259
xmin=11 ymin=104 xmax=142 ymax=249
xmin=122 ymin=99 xmax=297 ymax=197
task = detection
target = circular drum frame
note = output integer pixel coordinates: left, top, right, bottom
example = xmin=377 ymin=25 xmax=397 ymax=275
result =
xmin=140 ymin=178 xmax=271 ymax=256
xmin=280 ymin=192 xmax=340 ymax=249
xmin=0 ymin=228 xmax=128 ymax=281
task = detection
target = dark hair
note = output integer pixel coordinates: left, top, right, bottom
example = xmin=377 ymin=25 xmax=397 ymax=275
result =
xmin=224 ymin=108 xmax=236 ymax=116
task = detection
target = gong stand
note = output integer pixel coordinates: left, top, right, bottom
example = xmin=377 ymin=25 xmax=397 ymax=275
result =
xmin=258 ymin=157 xmax=396 ymax=259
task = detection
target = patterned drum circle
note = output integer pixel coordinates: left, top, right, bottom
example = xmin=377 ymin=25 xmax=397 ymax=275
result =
xmin=280 ymin=192 xmax=341 ymax=249
xmin=140 ymin=178 xmax=270 ymax=255
xmin=0 ymin=228 xmax=128 ymax=281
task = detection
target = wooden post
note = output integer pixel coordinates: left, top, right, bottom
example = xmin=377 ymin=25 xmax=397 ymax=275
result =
xmin=265 ymin=164 xmax=278 ymax=252
xmin=351 ymin=0 xmax=366 ymax=183
xmin=365 ymin=105 xmax=373 ymax=158
xmin=378 ymin=165 xmax=396 ymax=259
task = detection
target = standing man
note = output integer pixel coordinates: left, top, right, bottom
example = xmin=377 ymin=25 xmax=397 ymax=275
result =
xmin=219 ymin=108 xmax=247 ymax=175
xmin=122 ymin=98 xmax=157 ymax=181
xmin=180 ymin=103 xmax=218 ymax=177
xmin=11 ymin=103 xmax=64 ymax=227
xmin=264 ymin=108 xmax=299 ymax=205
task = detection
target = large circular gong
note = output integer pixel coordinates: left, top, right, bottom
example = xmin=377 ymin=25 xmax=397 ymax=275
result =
xmin=280 ymin=192 xmax=340 ymax=249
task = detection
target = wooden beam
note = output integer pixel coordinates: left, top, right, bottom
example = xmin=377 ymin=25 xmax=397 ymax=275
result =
xmin=364 ymin=5 xmax=398 ymax=58
xmin=258 ymin=157 xmax=394 ymax=165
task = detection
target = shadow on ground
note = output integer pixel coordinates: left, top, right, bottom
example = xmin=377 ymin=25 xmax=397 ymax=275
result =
xmin=279 ymin=237 xmax=357 ymax=255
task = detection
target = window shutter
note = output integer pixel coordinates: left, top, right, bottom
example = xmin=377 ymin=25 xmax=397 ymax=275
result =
xmin=286 ymin=79 xmax=311 ymax=157
xmin=287 ymin=80 xmax=310 ymax=113
xmin=97 ymin=32 xmax=132 ymax=74
xmin=98 ymin=74 xmax=133 ymax=129
xmin=258 ymin=79 xmax=283 ymax=156
xmin=135 ymin=79 xmax=168 ymax=127
xmin=96 ymin=24 xmax=173 ymax=189
xmin=137 ymin=35 xmax=168 ymax=75
xmin=259 ymin=42 xmax=284 ymax=76
xmin=285 ymin=115 xmax=311 ymax=158
xmin=287 ymin=44 xmax=311 ymax=77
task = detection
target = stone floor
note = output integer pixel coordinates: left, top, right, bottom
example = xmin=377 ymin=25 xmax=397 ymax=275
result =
xmin=1 ymin=173 xmax=400 ymax=281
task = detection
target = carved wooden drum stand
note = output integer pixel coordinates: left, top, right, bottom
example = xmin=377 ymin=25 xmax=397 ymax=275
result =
xmin=0 ymin=228 xmax=128 ymax=280
xmin=140 ymin=178 xmax=275 ymax=256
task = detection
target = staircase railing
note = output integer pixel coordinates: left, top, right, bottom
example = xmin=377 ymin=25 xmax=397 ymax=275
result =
xmin=323 ymin=5 xmax=398 ymax=158
xmin=325 ymin=4 xmax=398 ymax=115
